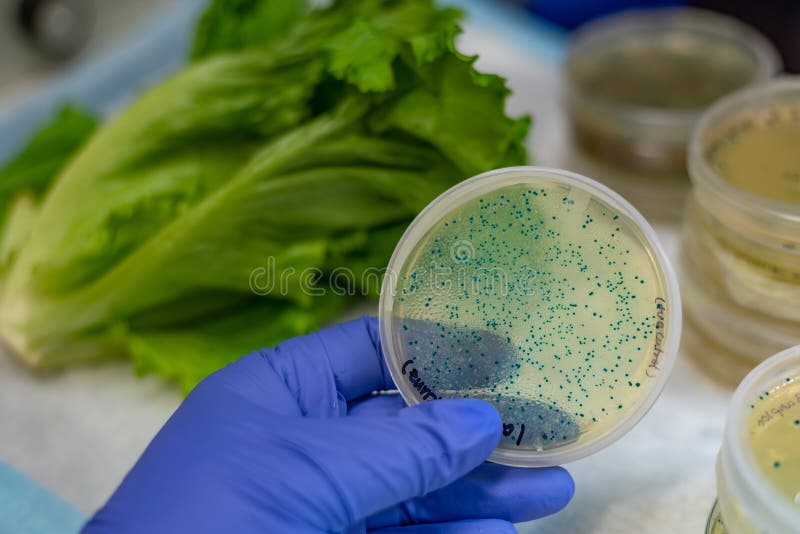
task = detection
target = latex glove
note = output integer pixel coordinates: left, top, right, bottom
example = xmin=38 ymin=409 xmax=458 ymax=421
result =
xmin=84 ymin=316 xmax=574 ymax=533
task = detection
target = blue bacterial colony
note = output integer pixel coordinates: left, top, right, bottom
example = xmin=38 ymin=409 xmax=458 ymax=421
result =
xmin=390 ymin=182 xmax=670 ymax=452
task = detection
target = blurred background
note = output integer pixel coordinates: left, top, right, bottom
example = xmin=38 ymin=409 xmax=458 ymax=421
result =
xmin=519 ymin=0 xmax=799 ymax=72
xmin=0 ymin=1 xmax=797 ymax=533
xmin=0 ymin=0 xmax=171 ymax=101
xmin=0 ymin=0 xmax=796 ymax=99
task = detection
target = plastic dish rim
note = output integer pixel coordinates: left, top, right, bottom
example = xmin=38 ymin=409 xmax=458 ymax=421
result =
xmin=378 ymin=166 xmax=682 ymax=467
xmin=564 ymin=7 xmax=781 ymax=131
xmin=688 ymin=76 xmax=800 ymax=222
xmin=718 ymin=343 xmax=800 ymax=531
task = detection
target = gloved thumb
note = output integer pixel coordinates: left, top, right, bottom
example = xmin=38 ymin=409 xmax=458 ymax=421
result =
xmin=282 ymin=399 xmax=501 ymax=530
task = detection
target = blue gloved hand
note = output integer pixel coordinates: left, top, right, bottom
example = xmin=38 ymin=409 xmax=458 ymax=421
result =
xmin=84 ymin=316 xmax=574 ymax=533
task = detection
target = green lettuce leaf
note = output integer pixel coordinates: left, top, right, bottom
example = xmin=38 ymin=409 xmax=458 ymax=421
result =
xmin=0 ymin=0 xmax=530 ymax=391
xmin=127 ymin=295 xmax=346 ymax=394
xmin=0 ymin=105 xmax=97 ymax=214
xmin=191 ymin=0 xmax=310 ymax=60
xmin=0 ymin=105 xmax=96 ymax=279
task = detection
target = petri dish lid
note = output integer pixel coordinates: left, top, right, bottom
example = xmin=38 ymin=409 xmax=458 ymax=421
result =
xmin=688 ymin=77 xmax=800 ymax=248
xmin=379 ymin=167 xmax=681 ymax=466
xmin=721 ymin=344 xmax=800 ymax=532
xmin=565 ymin=7 xmax=780 ymax=142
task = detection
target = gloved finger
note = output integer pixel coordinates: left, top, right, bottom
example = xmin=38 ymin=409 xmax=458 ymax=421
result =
xmin=263 ymin=315 xmax=394 ymax=401
xmin=370 ymin=518 xmax=517 ymax=533
xmin=367 ymin=463 xmax=573 ymax=529
xmin=274 ymin=399 xmax=500 ymax=530
xmin=348 ymin=393 xmax=405 ymax=416
xmin=212 ymin=316 xmax=394 ymax=417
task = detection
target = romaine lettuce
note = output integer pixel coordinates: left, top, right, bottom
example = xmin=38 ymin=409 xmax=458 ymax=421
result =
xmin=0 ymin=0 xmax=530 ymax=392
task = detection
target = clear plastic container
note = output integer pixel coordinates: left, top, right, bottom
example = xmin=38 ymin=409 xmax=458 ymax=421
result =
xmin=565 ymin=8 xmax=780 ymax=175
xmin=708 ymin=344 xmax=800 ymax=534
xmin=379 ymin=167 xmax=681 ymax=466
xmin=681 ymin=78 xmax=800 ymax=383
xmin=705 ymin=500 xmax=726 ymax=534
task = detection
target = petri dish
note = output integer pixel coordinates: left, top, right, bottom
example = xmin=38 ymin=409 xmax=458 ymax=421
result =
xmin=705 ymin=500 xmax=726 ymax=534
xmin=681 ymin=78 xmax=800 ymax=381
xmin=565 ymin=8 xmax=780 ymax=175
xmin=713 ymin=344 xmax=800 ymax=533
xmin=379 ymin=167 xmax=681 ymax=466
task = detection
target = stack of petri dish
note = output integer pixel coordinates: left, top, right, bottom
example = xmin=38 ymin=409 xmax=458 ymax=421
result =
xmin=680 ymin=79 xmax=800 ymax=384
xmin=380 ymin=167 xmax=681 ymax=465
xmin=563 ymin=8 xmax=780 ymax=220
xmin=706 ymin=345 xmax=800 ymax=533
